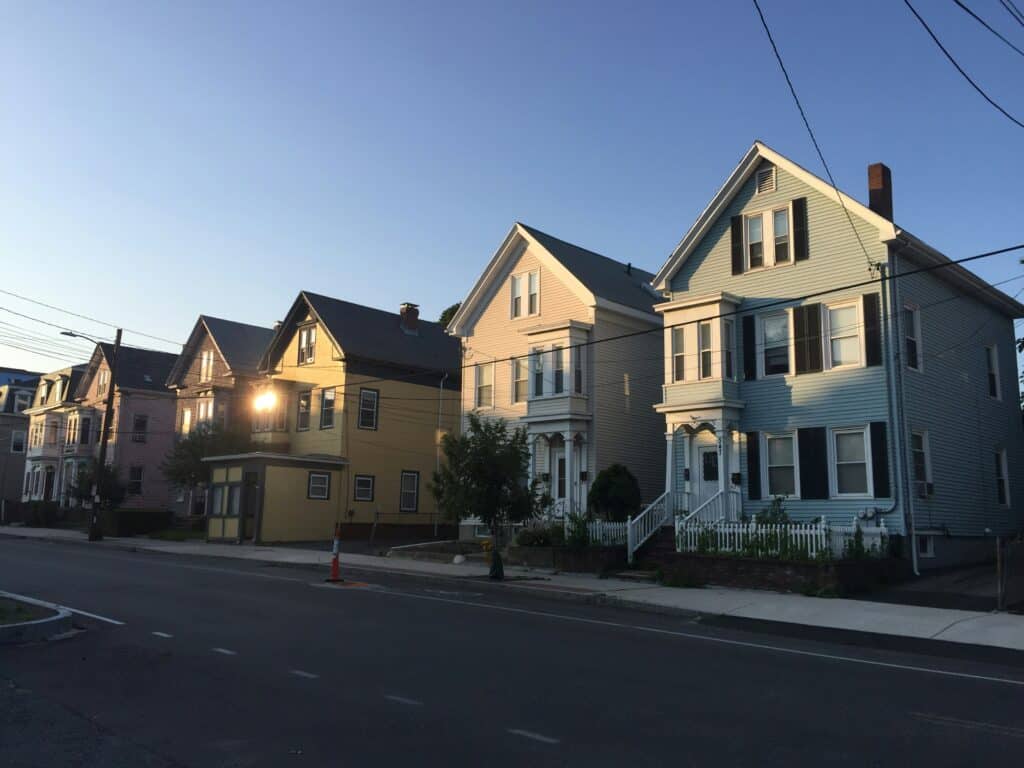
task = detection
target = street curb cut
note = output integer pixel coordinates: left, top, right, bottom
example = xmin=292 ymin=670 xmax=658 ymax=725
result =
xmin=0 ymin=591 xmax=73 ymax=645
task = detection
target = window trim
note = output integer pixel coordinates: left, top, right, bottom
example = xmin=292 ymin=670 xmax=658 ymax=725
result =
xmin=527 ymin=270 xmax=540 ymax=316
xmin=745 ymin=213 xmax=765 ymax=270
xmin=532 ymin=347 xmax=545 ymax=397
xmin=904 ymin=303 xmax=922 ymax=372
xmin=474 ymin=362 xmax=495 ymax=409
xmin=512 ymin=357 xmax=528 ymax=404
xmin=307 ymin=471 xmax=331 ymax=500
xmin=399 ymin=470 xmax=420 ymax=513
xmin=296 ymin=390 xmax=312 ymax=431
xmin=910 ymin=430 xmax=933 ymax=499
xmin=995 ymin=448 xmax=1010 ymax=507
xmin=319 ymin=387 xmax=336 ymax=430
xmin=916 ymin=534 xmax=935 ymax=559
xmin=10 ymin=430 xmax=26 ymax=454
xmin=758 ymin=310 xmax=794 ymax=378
xmin=510 ymin=270 xmax=540 ymax=319
xmin=772 ymin=206 xmax=792 ymax=264
xmin=127 ymin=465 xmax=144 ymax=496
xmin=985 ymin=344 xmax=1001 ymax=400
xmin=723 ymin=318 xmax=736 ymax=381
xmin=131 ymin=414 xmax=148 ymax=443
xmin=353 ymin=473 xmax=375 ymax=502
xmin=671 ymin=326 xmax=685 ymax=383
xmin=552 ymin=346 xmax=565 ymax=394
xmin=510 ymin=274 xmax=523 ymax=319
xmin=762 ymin=431 xmax=800 ymax=499
xmin=743 ymin=204 xmax=794 ymax=272
xmin=823 ymin=300 xmax=864 ymax=371
xmin=829 ymin=426 xmax=874 ymax=499
xmin=297 ymin=324 xmax=316 ymax=366
xmin=698 ymin=321 xmax=714 ymax=380
xmin=357 ymin=388 xmax=379 ymax=431
xmin=13 ymin=392 xmax=30 ymax=412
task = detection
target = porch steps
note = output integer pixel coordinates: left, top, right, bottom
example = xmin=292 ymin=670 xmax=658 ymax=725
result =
xmin=634 ymin=527 xmax=678 ymax=569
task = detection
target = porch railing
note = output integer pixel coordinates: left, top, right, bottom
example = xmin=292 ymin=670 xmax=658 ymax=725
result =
xmin=587 ymin=520 xmax=628 ymax=546
xmin=677 ymin=489 xmax=741 ymax=526
xmin=627 ymin=491 xmax=672 ymax=564
xmin=676 ymin=516 xmax=888 ymax=559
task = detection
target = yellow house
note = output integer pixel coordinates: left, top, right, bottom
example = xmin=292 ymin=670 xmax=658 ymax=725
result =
xmin=204 ymin=292 xmax=461 ymax=544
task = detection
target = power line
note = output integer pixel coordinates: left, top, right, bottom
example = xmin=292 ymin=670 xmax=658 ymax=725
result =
xmin=750 ymin=0 xmax=877 ymax=272
xmin=0 ymin=287 xmax=182 ymax=347
xmin=904 ymin=0 xmax=1024 ymax=129
xmin=953 ymin=0 xmax=1024 ymax=57
xmin=1000 ymin=0 xmax=1024 ymax=27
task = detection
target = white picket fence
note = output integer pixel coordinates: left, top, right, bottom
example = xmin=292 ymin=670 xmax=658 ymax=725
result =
xmin=587 ymin=520 xmax=628 ymax=546
xmin=676 ymin=516 xmax=888 ymax=559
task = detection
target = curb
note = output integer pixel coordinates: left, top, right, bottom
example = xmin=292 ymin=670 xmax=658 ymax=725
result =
xmin=0 ymin=591 xmax=73 ymax=645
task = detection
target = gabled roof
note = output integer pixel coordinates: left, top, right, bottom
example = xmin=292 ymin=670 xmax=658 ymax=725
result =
xmin=652 ymin=141 xmax=1024 ymax=317
xmin=166 ymin=315 xmax=275 ymax=386
xmin=76 ymin=344 xmax=179 ymax=399
xmin=260 ymin=292 xmax=461 ymax=384
xmin=448 ymin=222 xmax=662 ymax=336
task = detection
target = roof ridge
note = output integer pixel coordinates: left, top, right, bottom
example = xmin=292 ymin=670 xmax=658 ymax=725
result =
xmin=518 ymin=222 xmax=656 ymax=279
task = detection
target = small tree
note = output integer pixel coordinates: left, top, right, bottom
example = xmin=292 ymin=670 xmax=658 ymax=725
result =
xmin=161 ymin=423 xmax=251 ymax=513
xmin=432 ymin=413 xmax=544 ymax=579
xmin=438 ymin=302 xmax=462 ymax=328
xmin=70 ymin=461 xmax=126 ymax=509
xmin=587 ymin=464 xmax=642 ymax=522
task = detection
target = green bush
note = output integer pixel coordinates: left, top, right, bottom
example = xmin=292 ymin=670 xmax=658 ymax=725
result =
xmin=587 ymin=464 xmax=642 ymax=522
xmin=515 ymin=523 xmax=566 ymax=548
xmin=565 ymin=513 xmax=591 ymax=550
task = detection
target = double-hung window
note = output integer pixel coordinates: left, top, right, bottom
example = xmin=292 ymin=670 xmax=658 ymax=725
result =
xmin=132 ymin=414 xmax=148 ymax=443
xmin=296 ymin=391 xmax=311 ymax=431
xmin=527 ymin=271 xmax=539 ymax=315
xmin=510 ymin=275 xmax=523 ymax=318
xmin=320 ymin=388 xmax=335 ymax=429
xmin=552 ymin=347 xmax=565 ymax=394
xmin=672 ymin=327 xmax=685 ymax=382
xmin=911 ymin=431 xmax=932 ymax=498
xmin=832 ymin=428 xmax=870 ymax=496
xmin=773 ymin=209 xmax=790 ymax=263
xmin=532 ymin=347 xmax=544 ymax=396
xmin=765 ymin=433 xmax=797 ymax=497
xmin=761 ymin=312 xmax=790 ymax=376
xmin=10 ymin=430 xmax=25 ymax=454
xmin=97 ymin=371 xmax=109 ymax=396
xmin=746 ymin=215 xmax=764 ymax=269
xmin=358 ymin=388 xmax=379 ymax=430
xmin=723 ymin=319 xmax=735 ymax=380
xmin=475 ymin=363 xmax=494 ymax=408
xmin=995 ymin=449 xmax=1009 ymax=506
xmin=127 ymin=466 xmax=144 ymax=496
xmin=827 ymin=303 xmax=860 ymax=368
xmin=400 ymin=471 xmax=419 ymax=512
xmin=79 ymin=416 xmax=91 ymax=445
xmin=698 ymin=322 xmax=713 ymax=380
xmin=66 ymin=418 xmax=77 ymax=446
xmin=354 ymin=474 xmax=374 ymax=502
xmin=307 ymin=472 xmax=330 ymax=500
xmin=574 ymin=347 xmax=584 ymax=394
xmin=200 ymin=350 xmax=213 ymax=382
xmin=181 ymin=408 xmax=192 ymax=435
xmin=985 ymin=345 xmax=1000 ymax=399
xmin=14 ymin=393 xmax=29 ymax=412
xmin=904 ymin=304 xmax=921 ymax=371
xmin=297 ymin=326 xmax=316 ymax=365
xmin=512 ymin=358 xmax=529 ymax=403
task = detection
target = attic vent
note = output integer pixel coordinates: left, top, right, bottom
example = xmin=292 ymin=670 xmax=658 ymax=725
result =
xmin=756 ymin=166 xmax=776 ymax=194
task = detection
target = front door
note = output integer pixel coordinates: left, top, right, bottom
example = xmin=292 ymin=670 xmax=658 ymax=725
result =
xmin=696 ymin=446 xmax=719 ymax=508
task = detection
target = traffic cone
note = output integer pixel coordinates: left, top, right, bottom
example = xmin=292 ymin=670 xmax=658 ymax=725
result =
xmin=326 ymin=522 xmax=343 ymax=583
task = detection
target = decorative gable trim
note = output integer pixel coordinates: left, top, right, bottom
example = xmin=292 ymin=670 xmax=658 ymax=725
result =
xmin=447 ymin=223 xmax=597 ymax=337
xmin=652 ymin=141 xmax=898 ymax=290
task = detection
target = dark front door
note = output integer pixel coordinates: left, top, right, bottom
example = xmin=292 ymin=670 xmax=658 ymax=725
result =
xmin=242 ymin=472 xmax=260 ymax=541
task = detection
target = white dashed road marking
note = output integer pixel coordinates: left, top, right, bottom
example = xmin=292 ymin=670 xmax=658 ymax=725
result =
xmin=151 ymin=631 xmax=173 ymax=638
xmin=507 ymin=729 xmax=560 ymax=745
xmin=290 ymin=669 xmax=319 ymax=679
xmin=211 ymin=647 xmax=237 ymax=656
xmin=384 ymin=694 xmax=424 ymax=707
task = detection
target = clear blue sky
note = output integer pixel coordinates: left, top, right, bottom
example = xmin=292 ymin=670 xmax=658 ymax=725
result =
xmin=2 ymin=0 xmax=1022 ymax=371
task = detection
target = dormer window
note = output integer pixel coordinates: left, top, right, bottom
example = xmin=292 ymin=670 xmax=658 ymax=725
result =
xmin=39 ymin=381 xmax=50 ymax=404
xmin=298 ymin=326 xmax=316 ymax=365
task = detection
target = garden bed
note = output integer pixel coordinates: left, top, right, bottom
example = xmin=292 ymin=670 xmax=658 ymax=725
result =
xmin=656 ymin=553 xmax=913 ymax=595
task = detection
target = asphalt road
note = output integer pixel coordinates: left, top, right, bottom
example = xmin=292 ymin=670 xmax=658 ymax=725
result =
xmin=2 ymin=538 xmax=1023 ymax=767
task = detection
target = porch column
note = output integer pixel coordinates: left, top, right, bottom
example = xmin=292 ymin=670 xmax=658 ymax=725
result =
xmin=664 ymin=430 xmax=674 ymax=498
xmin=528 ymin=436 xmax=536 ymax=481
xmin=681 ymin=431 xmax=691 ymax=513
xmin=716 ymin=421 xmax=726 ymax=497
xmin=562 ymin=430 xmax=575 ymax=516
xmin=578 ymin=434 xmax=588 ymax=512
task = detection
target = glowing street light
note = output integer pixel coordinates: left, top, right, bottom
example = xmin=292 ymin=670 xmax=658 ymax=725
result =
xmin=254 ymin=390 xmax=277 ymax=412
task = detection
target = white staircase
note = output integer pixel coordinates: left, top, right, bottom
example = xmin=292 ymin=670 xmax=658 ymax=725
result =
xmin=626 ymin=491 xmax=673 ymax=564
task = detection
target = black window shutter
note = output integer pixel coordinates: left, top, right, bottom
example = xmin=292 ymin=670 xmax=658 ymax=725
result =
xmin=797 ymin=427 xmax=829 ymax=499
xmin=870 ymin=422 xmax=890 ymax=498
xmin=746 ymin=432 xmax=761 ymax=501
xmin=793 ymin=197 xmax=809 ymax=261
xmin=742 ymin=316 xmax=756 ymax=381
xmin=864 ymin=293 xmax=882 ymax=367
xmin=794 ymin=304 xmax=822 ymax=375
xmin=731 ymin=215 xmax=744 ymax=275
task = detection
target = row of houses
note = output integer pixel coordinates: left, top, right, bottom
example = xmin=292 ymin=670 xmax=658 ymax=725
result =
xmin=2 ymin=142 xmax=1022 ymax=569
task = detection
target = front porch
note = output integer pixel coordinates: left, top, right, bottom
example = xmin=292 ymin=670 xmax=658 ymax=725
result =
xmin=662 ymin=409 xmax=744 ymax=522
xmin=526 ymin=420 xmax=591 ymax=520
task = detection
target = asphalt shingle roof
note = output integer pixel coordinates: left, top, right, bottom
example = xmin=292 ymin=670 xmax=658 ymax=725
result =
xmin=97 ymin=344 xmax=179 ymax=392
xmin=518 ymin=223 xmax=662 ymax=314
xmin=202 ymin=316 xmax=275 ymax=378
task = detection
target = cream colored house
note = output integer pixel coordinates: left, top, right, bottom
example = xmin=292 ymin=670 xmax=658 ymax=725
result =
xmin=448 ymin=222 xmax=665 ymax=537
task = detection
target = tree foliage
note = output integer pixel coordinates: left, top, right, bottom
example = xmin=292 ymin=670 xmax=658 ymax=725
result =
xmin=587 ymin=463 xmax=642 ymax=522
xmin=438 ymin=302 xmax=462 ymax=328
xmin=70 ymin=461 xmax=126 ymax=509
xmin=160 ymin=422 xmax=252 ymax=490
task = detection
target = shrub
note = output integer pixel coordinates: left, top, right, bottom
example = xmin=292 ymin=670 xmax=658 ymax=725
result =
xmin=565 ymin=513 xmax=591 ymax=550
xmin=515 ymin=523 xmax=566 ymax=548
xmin=587 ymin=464 xmax=642 ymax=522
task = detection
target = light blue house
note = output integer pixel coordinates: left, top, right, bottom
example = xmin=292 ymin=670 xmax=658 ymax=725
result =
xmin=644 ymin=141 xmax=1023 ymax=571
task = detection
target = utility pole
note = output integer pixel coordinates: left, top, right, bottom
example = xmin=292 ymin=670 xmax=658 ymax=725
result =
xmin=91 ymin=329 xmax=121 ymax=540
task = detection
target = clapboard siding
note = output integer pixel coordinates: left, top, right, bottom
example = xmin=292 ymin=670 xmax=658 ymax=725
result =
xmin=896 ymin=260 xmax=1024 ymax=537
xmin=591 ymin=309 xmax=665 ymax=503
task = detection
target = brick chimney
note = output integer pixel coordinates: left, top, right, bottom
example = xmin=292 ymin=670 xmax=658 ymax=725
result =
xmin=399 ymin=302 xmax=419 ymax=335
xmin=868 ymin=163 xmax=893 ymax=221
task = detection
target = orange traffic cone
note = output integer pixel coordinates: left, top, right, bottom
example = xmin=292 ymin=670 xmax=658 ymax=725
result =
xmin=326 ymin=522 xmax=343 ymax=583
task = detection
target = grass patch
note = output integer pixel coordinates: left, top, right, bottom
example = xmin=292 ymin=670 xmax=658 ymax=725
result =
xmin=0 ymin=597 xmax=55 ymax=625
xmin=147 ymin=528 xmax=206 ymax=542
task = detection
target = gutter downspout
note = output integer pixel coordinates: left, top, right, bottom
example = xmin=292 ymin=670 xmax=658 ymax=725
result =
xmin=435 ymin=372 xmax=448 ymax=538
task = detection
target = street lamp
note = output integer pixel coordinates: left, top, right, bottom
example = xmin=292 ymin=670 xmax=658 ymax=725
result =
xmin=63 ymin=328 xmax=121 ymax=541
xmin=253 ymin=390 xmax=277 ymax=412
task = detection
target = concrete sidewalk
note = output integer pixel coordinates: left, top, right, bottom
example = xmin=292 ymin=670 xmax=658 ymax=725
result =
xmin=2 ymin=525 xmax=1022 ymax=654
